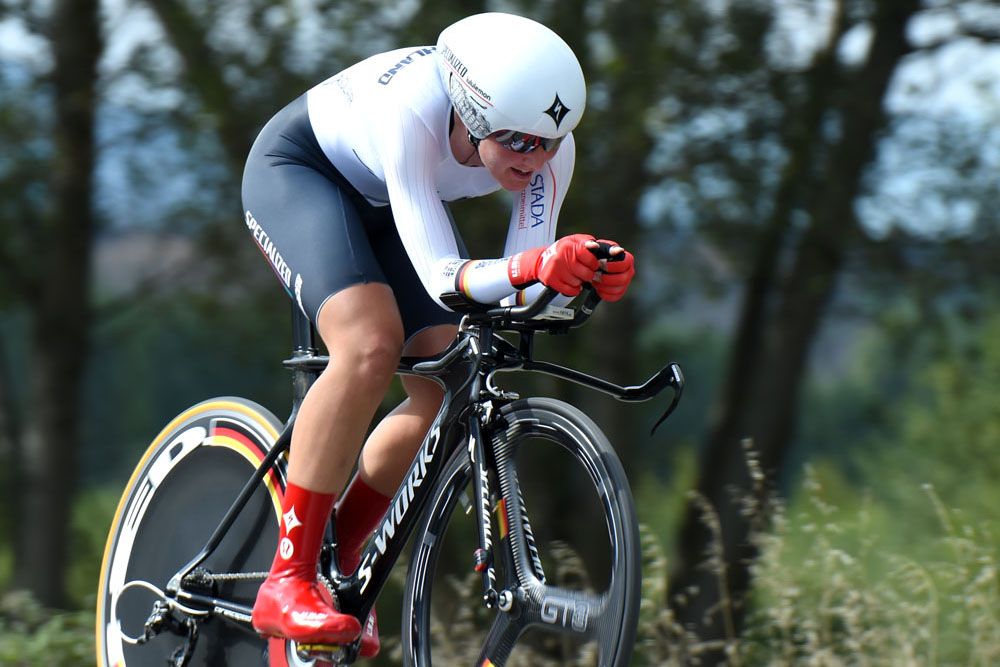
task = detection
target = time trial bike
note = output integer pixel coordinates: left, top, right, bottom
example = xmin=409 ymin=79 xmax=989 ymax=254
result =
xmin=96 ymin=284 xmax=684 ymax=667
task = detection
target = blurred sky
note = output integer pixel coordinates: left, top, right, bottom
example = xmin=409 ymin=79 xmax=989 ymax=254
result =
xmin=1 ymin=1 xmax=999 ymax=238
xmin=3 ymin=2 xmax=999 ymax=113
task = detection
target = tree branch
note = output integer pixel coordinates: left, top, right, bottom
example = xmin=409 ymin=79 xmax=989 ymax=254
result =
xmin=142 ymin=0 xmax=261 ymax=170
xmin=962 ymin=26 xmax=1000 ymax=42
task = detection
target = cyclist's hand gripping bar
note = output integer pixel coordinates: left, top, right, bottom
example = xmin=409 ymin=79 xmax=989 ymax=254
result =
xmin=495 ymin=241 xmax=623 ymax=323
xmin=579 ymin=240 xmax=624 ymax=314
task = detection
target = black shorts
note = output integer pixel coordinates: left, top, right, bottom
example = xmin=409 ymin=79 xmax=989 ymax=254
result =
xmin=241 ymin=95 xmax=464 ymax=341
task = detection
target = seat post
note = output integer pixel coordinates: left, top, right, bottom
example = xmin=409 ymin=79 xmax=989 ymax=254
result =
xmin=288 ymin=302 xmax=321 ymax=414
xmin=291 ymin=302 xmax=317 ymax=355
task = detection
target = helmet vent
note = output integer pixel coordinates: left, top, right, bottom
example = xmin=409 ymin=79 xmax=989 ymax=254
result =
xmin=448 ymin=72 xmax=492 ymax=137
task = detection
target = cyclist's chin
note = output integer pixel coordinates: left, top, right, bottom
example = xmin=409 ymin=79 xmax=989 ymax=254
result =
xmin=493 ymin=166 xmax=534 ymax=191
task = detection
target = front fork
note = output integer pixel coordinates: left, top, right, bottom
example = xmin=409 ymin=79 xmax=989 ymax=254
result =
xmin=468 ymin=398 xmax=546 ymax=614
xmin=469 ymin=402 xmax=501 ymax=608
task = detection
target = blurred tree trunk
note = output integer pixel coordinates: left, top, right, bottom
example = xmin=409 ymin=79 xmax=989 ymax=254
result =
xmin=0 ymin=352 xmax=17 ymax=548
xmin=11 ymin=0 xmax=102 ymax=607
xmin=143 ymin=0 xmax=265 ymax=172
xmin=554 ymin=0 xmax=664 ymax=468
xmin=669 ymin=0 xmax=921 ymax=657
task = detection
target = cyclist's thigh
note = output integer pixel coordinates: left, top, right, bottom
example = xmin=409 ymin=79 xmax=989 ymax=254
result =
xmin=314 ymin=282 xmax=404 ymax=358
xmin=403 ymin=324 xmax=457 ymax=357
xmin=241 ymin=113 xmax=386 ymax=326
xmin=400 ymin=324 xmax=457 ymax=402
xmin=369 ymin=204 xmax=465 ymax=342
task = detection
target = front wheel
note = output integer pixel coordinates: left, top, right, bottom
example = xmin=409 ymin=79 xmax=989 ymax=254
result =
xmin=402 ymin=397 xmax=641 ymax=666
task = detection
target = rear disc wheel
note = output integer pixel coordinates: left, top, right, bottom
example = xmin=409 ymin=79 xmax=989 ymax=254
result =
xmin=97 ymin=398 xmax=286 ymax=667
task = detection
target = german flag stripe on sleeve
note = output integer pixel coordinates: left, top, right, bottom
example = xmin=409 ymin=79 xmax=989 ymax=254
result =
xmin=454 ymin=260 xmax=474 ymax=299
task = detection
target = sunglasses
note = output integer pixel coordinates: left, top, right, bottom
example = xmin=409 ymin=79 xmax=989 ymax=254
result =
xmin=491 ymin=130 xmax=564 ymax=154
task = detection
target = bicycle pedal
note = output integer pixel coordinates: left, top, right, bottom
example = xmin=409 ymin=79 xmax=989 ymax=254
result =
xmin=295 ymin=643 xmax=348 ymax=662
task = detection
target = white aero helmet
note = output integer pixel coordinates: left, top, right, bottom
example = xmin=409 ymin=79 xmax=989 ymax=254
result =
xmin=436 ymin=12 xmax=586 ymax=141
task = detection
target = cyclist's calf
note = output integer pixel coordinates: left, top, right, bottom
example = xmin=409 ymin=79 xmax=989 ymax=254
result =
xmin=356 ymin=324 xmax=455 ymax=496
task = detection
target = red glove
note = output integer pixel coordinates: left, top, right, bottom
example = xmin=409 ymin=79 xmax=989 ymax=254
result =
xmin=508 ymin=234 xmax=600 ymax=296
xmin=592 ymin=240 xmax=635 ymax=302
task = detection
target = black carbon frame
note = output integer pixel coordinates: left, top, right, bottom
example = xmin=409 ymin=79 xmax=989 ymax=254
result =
xmin=163 ymin=291 xmax=684 ymax=645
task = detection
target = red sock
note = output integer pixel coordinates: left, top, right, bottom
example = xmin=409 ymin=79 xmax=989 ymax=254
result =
xmin=335 ymin=473 xmax=392 ymax=573
xmin=271 ymin=481 xmax=337 ymax=578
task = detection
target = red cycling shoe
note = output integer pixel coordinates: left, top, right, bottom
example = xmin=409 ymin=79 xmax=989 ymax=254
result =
xmin=252 ymin=576 xmax=361 ymax=645
xmin=254 ymin=482 xmax=362 ymax=645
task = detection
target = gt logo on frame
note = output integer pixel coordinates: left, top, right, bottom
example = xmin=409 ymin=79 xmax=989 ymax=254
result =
xmin=540 ymin=597 xmax=589 ymax=632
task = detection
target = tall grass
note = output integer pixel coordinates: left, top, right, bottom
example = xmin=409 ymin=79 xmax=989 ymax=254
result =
xmin=2 ymin=468 xmax=997 ymax=666
xmin=744 ymin=475 xmax=999 ymax=666
xmin=637 ymin=463 xmax=999 ymax=667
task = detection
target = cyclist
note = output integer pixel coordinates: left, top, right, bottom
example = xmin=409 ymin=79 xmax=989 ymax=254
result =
xmin=242 ymin=12 xmax=636 ymax=658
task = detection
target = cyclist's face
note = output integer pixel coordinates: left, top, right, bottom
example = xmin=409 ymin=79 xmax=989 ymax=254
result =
xmin=479 ymin=135 xmax=560 ymax=191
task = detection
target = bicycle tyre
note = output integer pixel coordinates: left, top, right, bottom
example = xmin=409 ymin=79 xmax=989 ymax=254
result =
xmin=96 ymin=397 xmax=294 ymax=667
xmin=401 ymin=397 xmax=641 ymax=667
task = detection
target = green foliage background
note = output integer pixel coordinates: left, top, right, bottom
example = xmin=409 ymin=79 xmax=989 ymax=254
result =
xmin=2 ymin=0 xmax=1000 ymax=664
xmin=6 ymin=308 xmax=1000 ymax=663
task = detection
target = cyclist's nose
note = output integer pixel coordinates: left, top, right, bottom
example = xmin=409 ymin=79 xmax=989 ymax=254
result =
xmin=519 ymin=148 xmax=552 ymax=171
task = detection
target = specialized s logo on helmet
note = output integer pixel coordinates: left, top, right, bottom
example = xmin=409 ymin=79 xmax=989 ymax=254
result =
xmin=544 ymin=94 xmax=571 ymax=129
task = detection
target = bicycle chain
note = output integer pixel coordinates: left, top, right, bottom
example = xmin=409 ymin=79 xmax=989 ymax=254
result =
xmin=203 ymin=570 xmax=337 ymax=599
xmin=204 ymin=571 xmax=269 ymax=581
xmin=318 ymin=573 xmax=337 ymax=597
